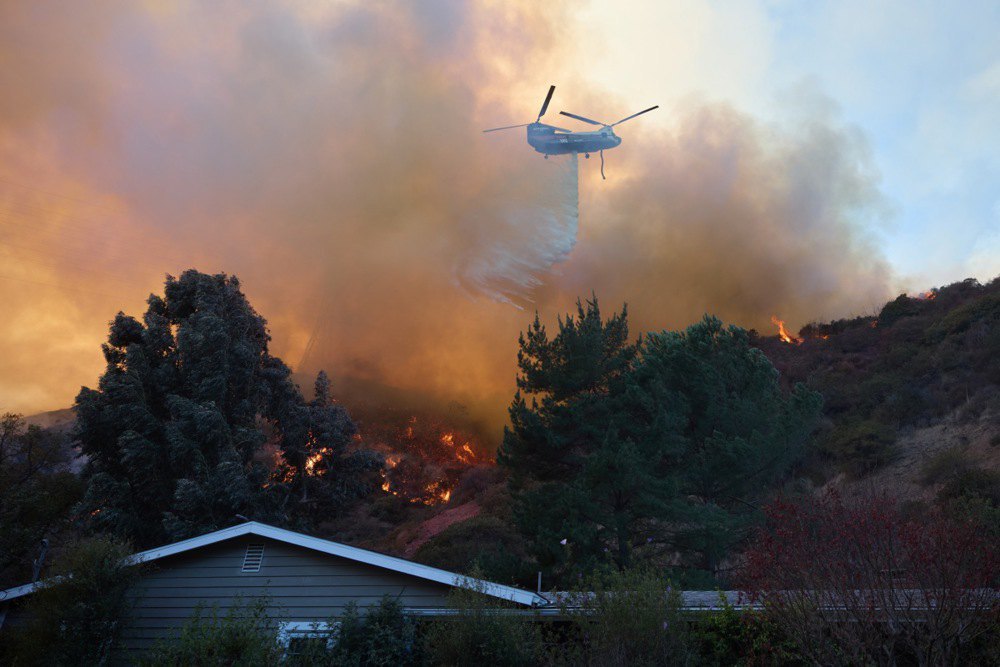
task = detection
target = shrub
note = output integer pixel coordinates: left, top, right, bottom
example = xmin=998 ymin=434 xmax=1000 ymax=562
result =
xmin=423 ymin=572 xmax=542 ymax=667
xmin=5 ymin=536 xmax=139 ymax=665
xmin=557 ymin=567 xmax=691 ymax=667
xmin=413 ymin=516 xmax=534 ymax=586
xmin=822 ymin=419 xmax=897 ymax=477
xmin=740 ymin=491 xmax=1000 ymax=666
xmin=317 ymin=597 xmax=420 ymax=667
xmin=691 ymin=595 xmax=803 ymax=666
xmin=142 ymin=598 xmax=283 ymax=666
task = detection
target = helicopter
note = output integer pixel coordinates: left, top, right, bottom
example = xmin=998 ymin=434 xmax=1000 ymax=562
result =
xmin=483 ymin=85 xmax=658 ymax=178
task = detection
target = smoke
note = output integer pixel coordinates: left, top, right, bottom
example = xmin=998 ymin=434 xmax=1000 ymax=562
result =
xmin=0 ymin=2 xmax=893 ymax=435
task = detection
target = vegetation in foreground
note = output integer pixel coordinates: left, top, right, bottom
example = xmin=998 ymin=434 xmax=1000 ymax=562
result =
xmin=1 ymin=270 xmax=998 ymax=664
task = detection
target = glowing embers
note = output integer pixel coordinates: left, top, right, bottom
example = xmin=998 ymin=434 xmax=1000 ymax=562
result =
xmin=771 ymin=315 xmax=803 ymax=345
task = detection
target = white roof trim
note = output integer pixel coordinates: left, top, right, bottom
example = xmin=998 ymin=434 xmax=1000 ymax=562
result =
xmin=0 ymin=522 xmax=547 ymax=607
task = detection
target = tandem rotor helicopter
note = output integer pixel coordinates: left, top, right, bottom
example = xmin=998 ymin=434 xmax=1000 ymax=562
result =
xmin=483 ymin=85 xmax=658 ymax=178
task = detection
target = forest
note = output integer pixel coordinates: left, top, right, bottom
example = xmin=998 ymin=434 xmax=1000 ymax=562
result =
xmin=1 ymin=269 xmax=998 ymax=665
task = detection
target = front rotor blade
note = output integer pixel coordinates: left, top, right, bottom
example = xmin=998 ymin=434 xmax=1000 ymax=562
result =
xmin=537 ymin=85 xmax=555 ymax=120
xmin=483 ymin=122 xmax=532 ymax=133
xmin=611 ymin=105 xmax=659 ymax=127
xmin=559 ymin=111 xmax=604 ymax=126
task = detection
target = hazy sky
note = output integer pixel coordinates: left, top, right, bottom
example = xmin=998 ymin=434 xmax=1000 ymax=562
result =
xmin=580 ymin=0 xmax=1000 ymax=286
xmin=0 ymin=1 xmax=996 ymax=422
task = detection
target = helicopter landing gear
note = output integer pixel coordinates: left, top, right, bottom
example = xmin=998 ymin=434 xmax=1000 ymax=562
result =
xmin=585 ymin=153 xmax=590 ymax=159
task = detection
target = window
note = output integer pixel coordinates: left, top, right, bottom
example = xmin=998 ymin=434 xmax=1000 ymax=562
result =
xmin=278 ymin=621 xmax=340 ymax=657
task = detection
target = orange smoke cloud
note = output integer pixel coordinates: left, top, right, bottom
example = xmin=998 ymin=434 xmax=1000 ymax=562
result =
xmin=0 ymin=2 xmax=892 ymax=437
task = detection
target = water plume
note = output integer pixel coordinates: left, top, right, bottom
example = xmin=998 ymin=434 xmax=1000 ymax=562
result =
xmin=457 ymin=153 xmax=579 ymax=306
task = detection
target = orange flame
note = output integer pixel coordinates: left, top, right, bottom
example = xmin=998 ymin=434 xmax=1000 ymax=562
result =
xmin=304 ymin=447 xmax=332 ymax=476
xmin=916 ymin=290 xmax=936 ymax=300
xmin=771 ymin=315 xmax=802 ymax=345
xmin=441 ymin=432 xmax=477 ymax=464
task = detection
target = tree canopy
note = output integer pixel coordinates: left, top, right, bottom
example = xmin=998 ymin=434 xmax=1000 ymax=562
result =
xmin=500 ymin=301 xmax=821 ymax=583
xmin=75 ymin=270 xmax=375 ymax=547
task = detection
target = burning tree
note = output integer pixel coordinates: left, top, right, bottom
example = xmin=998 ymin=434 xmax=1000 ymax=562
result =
xmin=75 ymin=270 xmax=376 ymax=545
xmin=740 ymin=491 xmax=1000 ymax=666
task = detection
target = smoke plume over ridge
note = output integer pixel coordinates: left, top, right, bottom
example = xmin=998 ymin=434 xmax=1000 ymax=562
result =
xmin=0 ymin=2 xmax=892 ymax=433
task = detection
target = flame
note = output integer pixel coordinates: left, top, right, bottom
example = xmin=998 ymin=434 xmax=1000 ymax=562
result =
xmin=770 ymin=315 xmax=803 ymax=345
xmin=420 ymin=481 xmax=452 ymax=505
xmin=916 ymin=290 xmax=936 ymax=300
xmin=441 ymin=432 xmax=477 ymax=464
xmin=304 ymin=447 xmax=332 ymax=476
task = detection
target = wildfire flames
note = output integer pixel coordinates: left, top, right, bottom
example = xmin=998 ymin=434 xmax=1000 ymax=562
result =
xmin=915 ymin=290 xmax=937 ymax=300
xmin=304 ymin=447 xmax=331 ymax=477
xmin=361 ymin=412 xmax=488 ymax=507
xmin=771 ymin=315 xmax=803 ymax=345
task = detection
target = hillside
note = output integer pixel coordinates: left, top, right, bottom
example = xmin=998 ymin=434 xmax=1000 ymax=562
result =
xmin=756 ymin=277 xmax=1000 ymax=504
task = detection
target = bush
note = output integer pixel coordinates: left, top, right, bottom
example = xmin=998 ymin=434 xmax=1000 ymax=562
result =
xmin=413 ymin=516 xmax=534 ymax=586
xmin=423 ymin=572 xmax=542 ymax=667
xmin=741 ymin=492 xmax=1000 ymax=666
xmin=822 ymin=419 xmax=897 ymax=477
xmin=142 ymin=598 xmax=283 ymax=666
xmin=317 ymin=597 xmax=420 ymax=667
xmin=558 ymin=567 xmax=690 ymax=667
xmin=691 ymin=595 xmax=803 ymax=666
xmin=3 ymin=536 xmax=139 ymax=665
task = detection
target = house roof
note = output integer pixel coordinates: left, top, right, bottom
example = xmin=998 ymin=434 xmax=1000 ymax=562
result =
xmin=0 ymin=521 xmax=549 ymax=608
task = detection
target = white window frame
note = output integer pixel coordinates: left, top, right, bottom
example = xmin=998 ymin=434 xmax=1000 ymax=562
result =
xmin=277 ymin=620 xmax=340 ymax=656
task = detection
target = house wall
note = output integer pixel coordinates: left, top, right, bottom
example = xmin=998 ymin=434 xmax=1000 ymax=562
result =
xmin=117 ymin=535 xmax=453 ymax=660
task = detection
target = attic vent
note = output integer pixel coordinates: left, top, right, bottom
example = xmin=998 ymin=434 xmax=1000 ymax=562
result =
xmin=242 ymin=544 xmax=265 ymax=573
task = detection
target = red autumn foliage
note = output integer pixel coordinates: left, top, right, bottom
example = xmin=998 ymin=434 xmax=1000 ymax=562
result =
xmin=739 ymin=491 xmax=1000 ymax=666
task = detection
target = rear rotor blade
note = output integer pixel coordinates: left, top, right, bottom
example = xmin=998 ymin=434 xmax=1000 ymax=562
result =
xmin=537 ymin=85 xmax=555 ymax=120
xmin=559 ymin=111 xmax=604 ymax=126
xmin=611 ymin=105 xmax=659 ymax=127
xmin=483 ymin=123 xmax=532 ymax=133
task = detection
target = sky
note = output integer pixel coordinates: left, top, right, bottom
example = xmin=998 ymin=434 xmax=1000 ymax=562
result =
xmin=0 ymin=1 xmax=997 ymax=428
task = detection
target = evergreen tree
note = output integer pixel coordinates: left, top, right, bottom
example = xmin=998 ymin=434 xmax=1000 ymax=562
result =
xmin=498 ymin=297 xmax=648 ymax=578
xmin=75 ymin=270 xmax=369 ymax=546
xmin=623 ymin=316 xmax=822 ymax=575
xmin=500 ymin=303 xmax=822 ymax=583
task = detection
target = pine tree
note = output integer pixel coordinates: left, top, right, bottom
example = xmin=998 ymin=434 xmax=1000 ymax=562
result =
xmin=499 ymin=304 xmax=822 ymax=583
xmin=74 ymin=270 xmax=368 ymax=546
xmin=498 ymin=297 xmax=650 ymax=577
xmin=622 ymin=315 xmax=823 ymax=575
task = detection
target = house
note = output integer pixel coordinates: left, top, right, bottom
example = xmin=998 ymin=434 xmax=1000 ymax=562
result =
xmin=0 ymin=521 xmax=548 ymax=660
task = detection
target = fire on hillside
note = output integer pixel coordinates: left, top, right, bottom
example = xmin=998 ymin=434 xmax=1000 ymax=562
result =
xmin=352 ymin=409 xmax=492 ymax=506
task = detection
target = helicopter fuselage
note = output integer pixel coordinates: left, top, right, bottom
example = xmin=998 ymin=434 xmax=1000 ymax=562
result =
xmin=526 ymin=123 xmax=622 ymax=156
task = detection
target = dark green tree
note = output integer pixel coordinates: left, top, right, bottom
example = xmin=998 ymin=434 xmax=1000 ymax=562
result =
xmin=0 ymin=413 xmax=82 ymax=588
xmin=75 ymin=270 xmax=369 ymax=547
xmin=498 ymin=297 xmax=648 ymax=578
xmin=500 ymin=303 xmax=821 ymax=583
xmin=622 ymin=316 xmax=822 ymax=575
